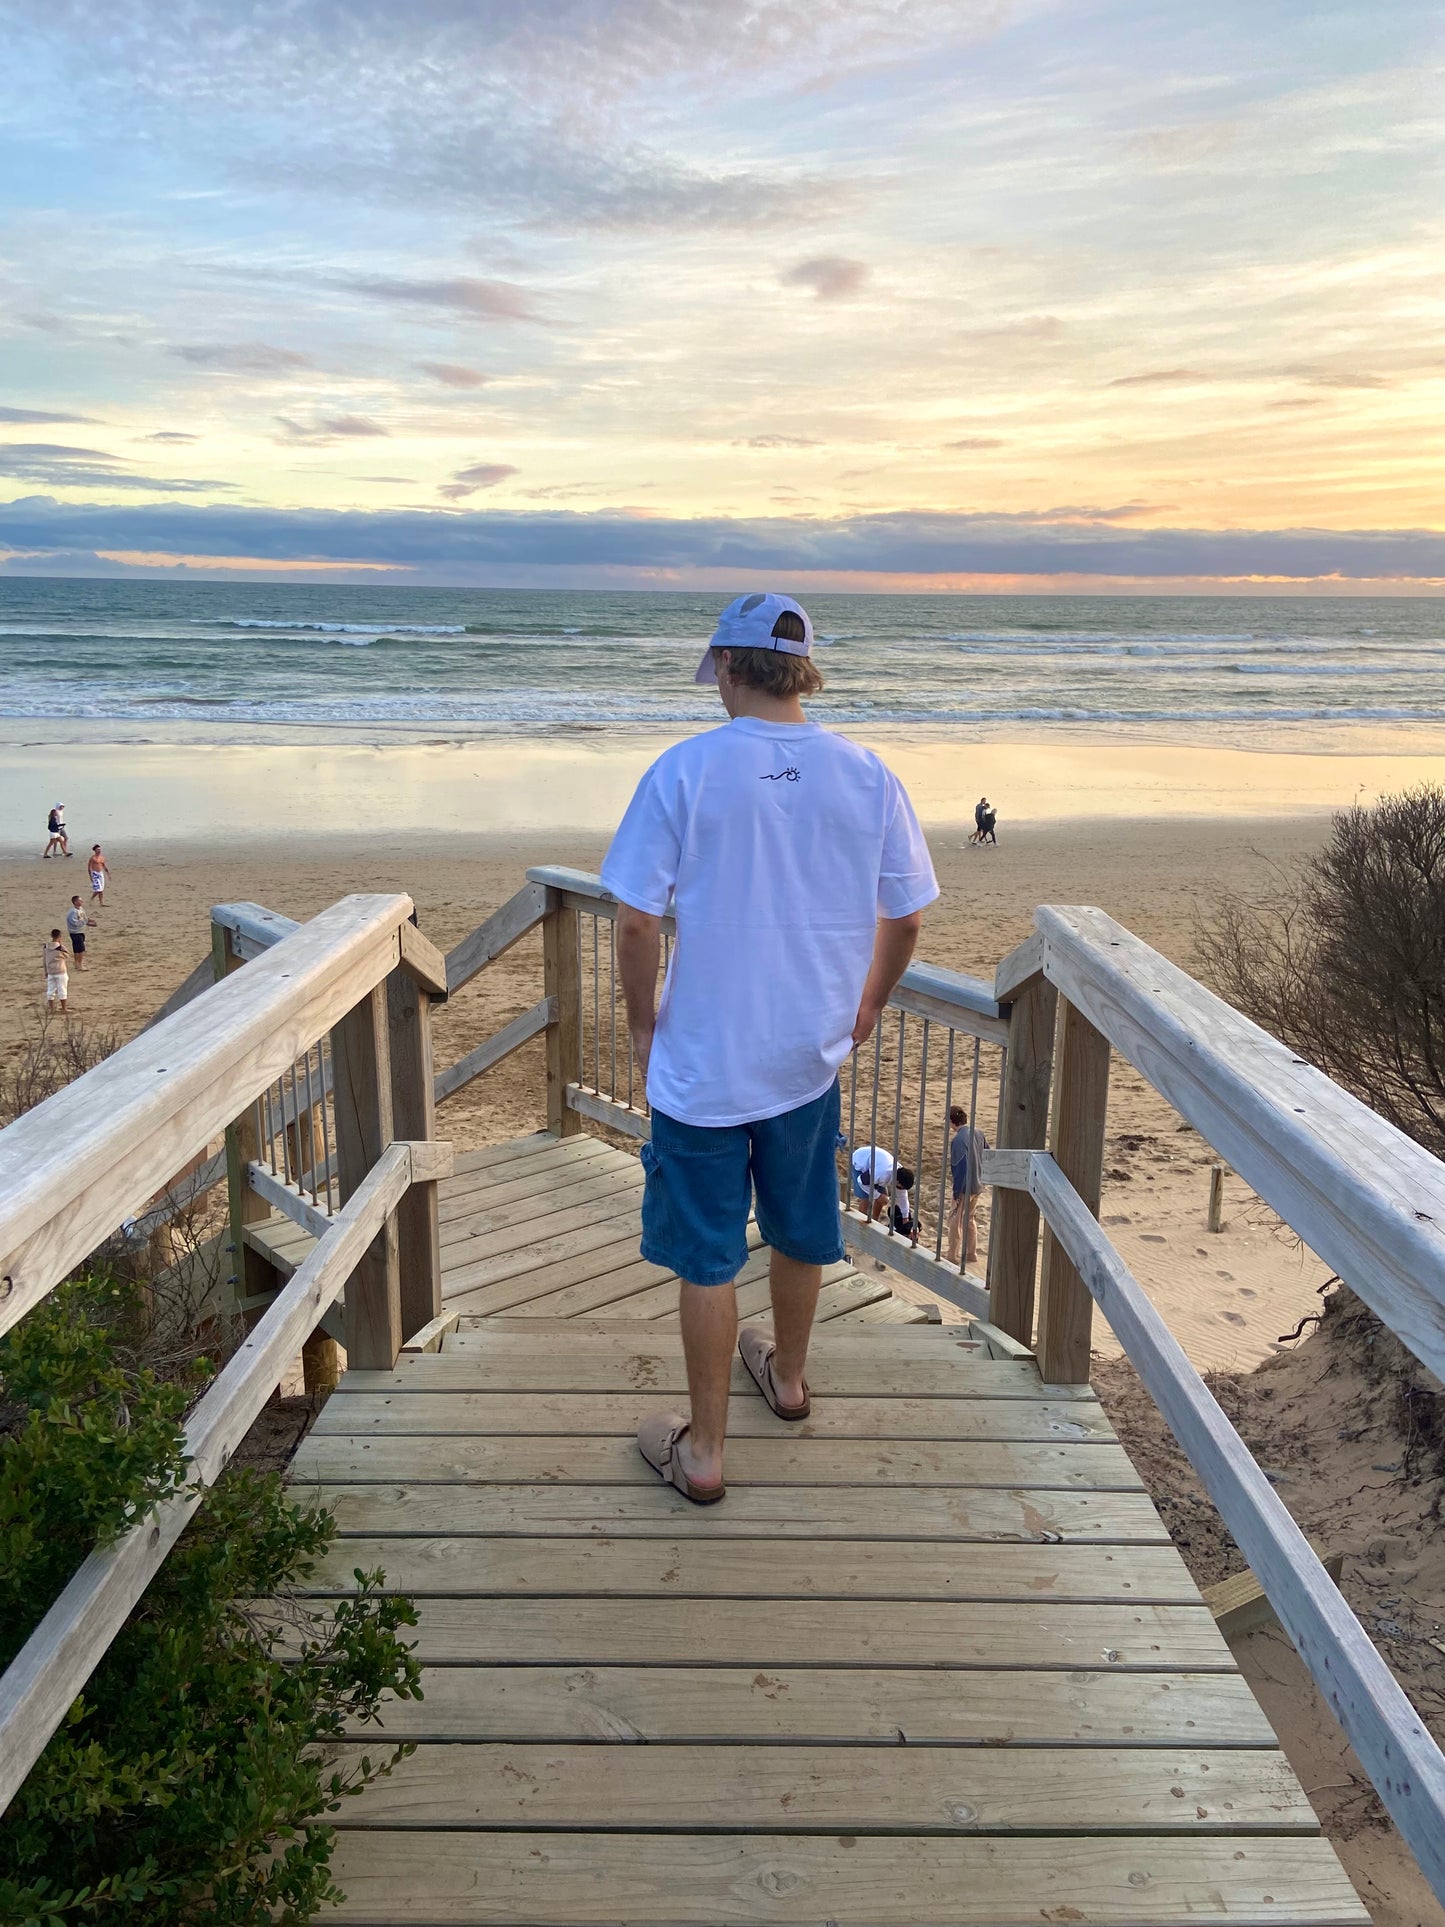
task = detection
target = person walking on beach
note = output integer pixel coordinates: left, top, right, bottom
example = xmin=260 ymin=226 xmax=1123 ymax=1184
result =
xmin=947 ymin=1103 xmax=988 ymax=1267
xmin=43 ymin=929 xmax=69 ymax=1012
xmin=605 ymin=591 xmax=938 ymax=1503
xmin=66 ymin=895 xmax=94 ymax=970
xmin=88 ymin=844 xmax=111 ymax=906
xmin=44 ymin=804 xmax=69 ymax=859
xmin=981 ymin=799 xmax=998 ymax=844
xmin=970 ymin=797 xmax=988 ymax=846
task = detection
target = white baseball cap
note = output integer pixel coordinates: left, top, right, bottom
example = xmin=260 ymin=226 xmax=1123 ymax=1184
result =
xmin=695 ymin=591 xmax=815 ymax=685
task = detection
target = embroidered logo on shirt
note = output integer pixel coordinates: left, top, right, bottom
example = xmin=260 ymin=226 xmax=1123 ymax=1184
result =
xmin=760 ymin=767 xmax=801 ymax=783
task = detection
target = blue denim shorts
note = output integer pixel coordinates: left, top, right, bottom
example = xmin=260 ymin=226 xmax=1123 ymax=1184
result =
xmin=640 ymin=1081 xmax=846 ymax=1286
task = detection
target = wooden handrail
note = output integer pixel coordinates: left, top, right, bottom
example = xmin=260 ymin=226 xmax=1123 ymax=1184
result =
xmin=985 ymin=1146 xmax=1445 ymax=1907
xmin=1030 ymin=904 xmax=1445 ymax=1384
xmin=435 ymin=997 xmax=557 ymax=1105
xmin=0 ymin=893 xmax=415 ymax=1338
xmin=0 ymin=1139 xmax=448 ymax=1818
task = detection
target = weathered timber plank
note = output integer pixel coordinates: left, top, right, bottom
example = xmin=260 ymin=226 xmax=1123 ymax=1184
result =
xmin=290 ymin=1434 xmax=1145 ymax=1491
xmin=299 ymin=1537 xmax=1203 ymax=1602
xmin=321 ymin=1832 xmax=1368 ymax=1924
xmin=439 ymin=1156 xmax=647 ymax=1248
xmin=435 ymin=1140 xmax=628 ymax=1217
xmin=332 ymin=1354 xmax=1071 ymax=1397
xmin=1031 ymin=1146 xmax=1445 ymax=1900
xmin=331 ymin=1348 xmax=1078 ymax=1395
xmin=327 ymin=1741 xmax=1313 ymax=1832
xmin=439 ymin=1209 xmax=646 ymax=1300
xmin=440 ymin=1230 xmax=667 ymax=1317
xmin=434 ymin=995 xmax=554 ymax=1104
xmin=1036 ymin=902 xmax=1445 ymax=1386
xmin=0 ymin=892 xmax=410 ymax=1331
xmin=343 ymin=1662 xmax=1279 ymax=1747
xmin=302 ymin=1482 xmax=1171 ymax=1542
xmin=288 ymin=1596 xmax=1233 ymax=1669
xmin=307 ymin=1390 xmax=1113 ymax=1442
xmin=444 ymin=879 xmax=550 ymax=995
xmin=439 ymin=1184 xmax=644 ymax=1266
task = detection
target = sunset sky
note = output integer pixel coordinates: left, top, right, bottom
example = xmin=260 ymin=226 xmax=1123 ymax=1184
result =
xmin=1 ymin=0 xmax=1441 ymax=590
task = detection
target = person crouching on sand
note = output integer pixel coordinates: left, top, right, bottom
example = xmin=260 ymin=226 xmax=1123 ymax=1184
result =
xmin=43 ymin=929 xmax=69 ymax=1012
xmin=604 ymin=590 xmax=938 ymax=1504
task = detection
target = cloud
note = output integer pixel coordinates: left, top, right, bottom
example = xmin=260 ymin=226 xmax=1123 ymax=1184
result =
xmin=417 ymin=361 xmax=491 ymax=388
xmin=4 ymin=498 xmax=1442 ymax=582
xmin=0 ymin=446 xmax=228 ymax=492
xmin=337 ymin=275 xmax=545 ymax=322
xmin=735 ymin=434 xmax=820 ymax=449
xmin=275 ymin=414 xmax=388 ymax=442
xmin=170 ymin=343 xmax=314 ymax=373
xmin=438 ymin=461 xmax=519 ymax=500
xmin=779 ymin=256 xmax=869 ymax=301
xmin=0 ymin=404 xmax=100 ymax=425
xmin=944 ymin=437 xmax=1004 ymax=450
xmin=142 ymin=430 xmax=199 ymax=442
xmin=961 ymin=315 xmax=1064 ymax=345
xmin=1107 ymin=368 xmax=1217 ymax=388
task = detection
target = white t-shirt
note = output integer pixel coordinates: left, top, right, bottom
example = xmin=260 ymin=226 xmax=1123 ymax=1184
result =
xmin=66 ymin=906 xmax=87 ymax=935
xmin=851 ymin=1145 xmax=895 ymax=1192
xmin=601 ymin=717 xmax=938 ymax=1128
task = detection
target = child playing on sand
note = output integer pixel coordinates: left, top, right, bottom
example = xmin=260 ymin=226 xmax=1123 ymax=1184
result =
xmin=891 ymin=1165 xmax=921 ymax=1246
xmin=88 ymin=844 xmax=111 ymax=906
xmin=43 ymin=929 xmax=69 ymax=1010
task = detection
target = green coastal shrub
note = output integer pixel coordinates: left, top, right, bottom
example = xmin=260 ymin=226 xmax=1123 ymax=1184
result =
xmin=0 ymin=1276 xmax=421 ymax=1926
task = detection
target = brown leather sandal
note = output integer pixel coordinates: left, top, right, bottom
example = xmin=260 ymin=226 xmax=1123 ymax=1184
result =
xmin=636 ymin=1413 xmax=726 ymax=1505
xmin=738 ymin=1326 xmax=811 ymax=1420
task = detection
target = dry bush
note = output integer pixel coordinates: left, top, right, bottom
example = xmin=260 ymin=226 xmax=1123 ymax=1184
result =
xmin=1 ymin=1011 xmax=234 ymax=1379
xmin=1195 ymin=786 xmax=1445 ymax=1158
xmin=0 ymin=1011 xmax=123 ymax=1125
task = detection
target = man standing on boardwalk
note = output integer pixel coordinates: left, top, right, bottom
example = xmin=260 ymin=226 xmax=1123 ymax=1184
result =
xmin=604 ymin=592 xmax=938 ymax=1503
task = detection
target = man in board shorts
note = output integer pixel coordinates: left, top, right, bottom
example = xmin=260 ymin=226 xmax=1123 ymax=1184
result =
xmin=88 ymin=844 xmax=111 ymax=906
xmin=66 ymin=895 xmax=93 ymax=969
xmin=604 ymin=592 xmax=938 ymax=1503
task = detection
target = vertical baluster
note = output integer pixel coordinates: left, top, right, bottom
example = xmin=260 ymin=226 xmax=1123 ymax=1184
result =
xmin=888 ymin=1010 xmax=906 ymax=1239
xmin=962 ymin=1035 xmax=982 ymax=1274
xmin=318 ymin=1043 xmax=334 ymax=1214
xmin=592 ymin=916 xmax=601 ymax=1093
xmin=914 ymin=1018 xmax=930 ymax=1249
xmin=286 ymin=1060 xmax=302 ymax=1184
xmin=842 ymin=1043 xmax=858 ymax=1212
xmin=302 ymin=1048 xmax=319 ymax=1203
xmin=865 ymin=1021 xmax=883 ymax=1222
xmin=609 ymin=917 xmax=618 ymax=1100
xmin=935 ymin=1028 xmax=955 ymax=1261
xmin=266 ymin=1082 xmax=279 ymax=1173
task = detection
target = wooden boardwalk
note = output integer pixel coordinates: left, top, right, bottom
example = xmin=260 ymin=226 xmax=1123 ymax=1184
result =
xmin=249 ymin=1133 xmax=939 ymax=1329
xmin=280 ymin=1134 xmax=1365 ymax=1925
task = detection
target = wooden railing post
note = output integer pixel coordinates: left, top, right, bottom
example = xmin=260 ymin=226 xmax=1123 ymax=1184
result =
xmin=988 ymin=970 xmax=1058 ymax=1347
xmin=210 ymin=919 xmax=277 ymax=1311
xmin=388 ymin=952 xmax=442 ymax=1344
xmin=542 ymin=897 xmax=583 ymax=1138
xmin=331 ymin=984 xmax=402 ymax=1369
xmin=1035 ymin=994 xmax=1110 ymax=1383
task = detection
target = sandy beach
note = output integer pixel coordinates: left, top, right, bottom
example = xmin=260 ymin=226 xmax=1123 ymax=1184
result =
xmin=1 ymin=797 xmax=1340 ymax=1374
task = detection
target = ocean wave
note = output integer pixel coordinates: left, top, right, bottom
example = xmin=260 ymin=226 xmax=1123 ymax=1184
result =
xmin=220 ymin=619 xmax=469 ymax=636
